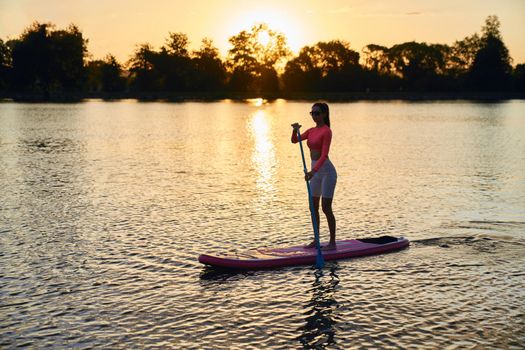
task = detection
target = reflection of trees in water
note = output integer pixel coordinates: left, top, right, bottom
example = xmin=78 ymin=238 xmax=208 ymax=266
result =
xmin=297 ymin=264 xmax=340 ymax=349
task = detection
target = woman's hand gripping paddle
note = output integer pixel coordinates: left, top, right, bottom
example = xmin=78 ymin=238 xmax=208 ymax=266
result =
xmin=295 ymin=128 xmax=324 ymax=269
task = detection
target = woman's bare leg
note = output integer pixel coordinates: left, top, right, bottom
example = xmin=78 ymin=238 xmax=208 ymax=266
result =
xmin=305 ymin=196 xmax=321 ymax=248
xmin=322 ymin=197 xmax=336 ymax=249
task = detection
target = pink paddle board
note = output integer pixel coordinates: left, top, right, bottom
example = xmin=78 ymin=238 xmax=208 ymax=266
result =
xmin=198 ymin=236 xmax=409 ymax=269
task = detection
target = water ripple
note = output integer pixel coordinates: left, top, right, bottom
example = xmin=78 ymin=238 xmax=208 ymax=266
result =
xmin=1 ymin=100 xmax=525 ymax=349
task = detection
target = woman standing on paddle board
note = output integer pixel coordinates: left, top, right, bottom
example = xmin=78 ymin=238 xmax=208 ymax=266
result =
xmin=291 ymin=102 xmax=337 ymax=250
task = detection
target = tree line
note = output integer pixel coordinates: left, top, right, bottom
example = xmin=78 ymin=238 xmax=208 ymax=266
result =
xmin=0 ymin=16 xmax=524 ymax=99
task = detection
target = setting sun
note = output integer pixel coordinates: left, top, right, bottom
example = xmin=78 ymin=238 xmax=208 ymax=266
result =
xmin=226 ymin=6 xmax=304 ymax=53
xmin=257 ymin=30 xmax=271 ymax=47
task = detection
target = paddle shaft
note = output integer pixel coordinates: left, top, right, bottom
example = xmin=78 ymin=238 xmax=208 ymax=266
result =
xmin=296 ymin=129 xmax=324 ymax=268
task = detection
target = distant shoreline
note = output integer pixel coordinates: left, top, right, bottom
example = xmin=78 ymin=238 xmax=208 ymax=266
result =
xmin=1 ymin=91 xmax=525 ymax=103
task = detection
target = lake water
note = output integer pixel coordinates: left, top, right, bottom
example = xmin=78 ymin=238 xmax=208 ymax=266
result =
xmin=1 ymin=99 xmax=524 ymax=349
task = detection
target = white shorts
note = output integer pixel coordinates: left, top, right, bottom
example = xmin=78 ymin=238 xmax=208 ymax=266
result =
xmin=310 ymin=158 xmax=337 ymax=198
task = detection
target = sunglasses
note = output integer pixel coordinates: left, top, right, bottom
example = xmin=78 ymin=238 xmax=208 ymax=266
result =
xmin=310 ymin=111 xmax=321 ymax=116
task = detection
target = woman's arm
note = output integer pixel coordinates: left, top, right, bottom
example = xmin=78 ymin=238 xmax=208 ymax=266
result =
xmin=291 ymin=126 xmax=309 ymax=143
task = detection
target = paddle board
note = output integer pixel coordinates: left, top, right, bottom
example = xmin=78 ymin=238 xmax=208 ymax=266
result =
xmin=198 ymin=236 xmax=409 ymax=269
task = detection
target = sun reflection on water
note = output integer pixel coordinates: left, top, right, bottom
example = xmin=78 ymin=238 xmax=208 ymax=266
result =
xmin=249 ymin=110 xmax=276 ymax=196
xmin=246 ymin=98 xmax=266 ymax=107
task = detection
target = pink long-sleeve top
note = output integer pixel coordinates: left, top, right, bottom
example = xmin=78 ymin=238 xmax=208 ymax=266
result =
xmin=291 ymin=125 xmax=332 ymax=172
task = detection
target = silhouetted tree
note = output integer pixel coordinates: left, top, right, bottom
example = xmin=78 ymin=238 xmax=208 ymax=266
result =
xmin=467 ymin=15 xmax=512 ymax=91
xmin=283 ymin=40 xmax=361 ymax=92
xmin=161 ymin=32 xmax=193 ymax=90
xmin=2 ymin=16 xmax=522 ymax=97
xmin=513 ymin=64 xmax=525 ymax=92
xmin=282 ymin=46 xmax=322 ymax=92
xmin=446 ymin=33 xmax=481 ymax=78
xmin=258 ymin=65 xmax=280 ymax=92
xmin=165 ymin=32 xmax=189 ymax=57
xmin=362 ymin=44 xmax=390 ymax=74
xmin=227 ymin=24 xmax=291 ymax=93
xmin=86 ymin=54 xmax=126 ymax=93
xmin=128 ymin=43 xmax=162 ymax=91
xmin=388 ymin=41 xmax=447 ymax=90
xmin=360 ymin=44 xmax=404 ymax=91
xmin=127 ymin=33 xmax=195 ymax=92
xmin=316 ymin=41 xmax=360 ymax=74
xmin=10 ymin=22 xmax=87 ymax=94
xmin=0 ymin=39 xmax=11 ymax=90
xmin=192 ymin=38 xmax=227 ymax=91
xmin=317 ymin=41 xmax=361 ymax=91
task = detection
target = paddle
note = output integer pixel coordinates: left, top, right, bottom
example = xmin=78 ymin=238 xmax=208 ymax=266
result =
xmin=295 ymin=128 xmax=324 ymax=269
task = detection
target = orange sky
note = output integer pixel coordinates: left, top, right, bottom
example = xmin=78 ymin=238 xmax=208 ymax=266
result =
xmin=1 ymin=0 xmax=524 ymax=64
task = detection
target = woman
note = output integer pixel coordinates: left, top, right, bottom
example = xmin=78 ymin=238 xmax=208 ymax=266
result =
xmin=291 ymin=102 xmax=337 ymax=250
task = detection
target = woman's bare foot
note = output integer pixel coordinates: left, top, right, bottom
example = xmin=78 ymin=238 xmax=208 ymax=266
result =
xmin=322 ymin=242 xmax=337 ymax=251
